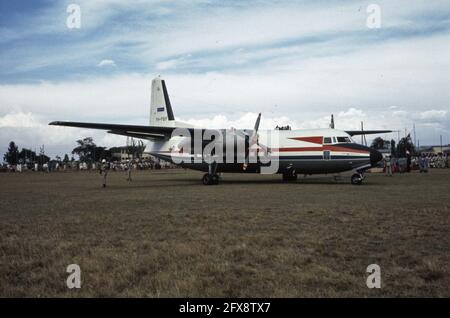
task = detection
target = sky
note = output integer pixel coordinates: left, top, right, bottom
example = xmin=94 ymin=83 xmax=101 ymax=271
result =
xmin=1 ymin=0 xmax=449 ymax=160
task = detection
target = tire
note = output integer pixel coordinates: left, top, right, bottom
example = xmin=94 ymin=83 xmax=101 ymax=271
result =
xmin=282 ymin=168 xmax=297 ymax=182
xmin=202 ymin=174 xmax=212 ymax=185
xmin=351 ymin=173 xmax=362 ymax=185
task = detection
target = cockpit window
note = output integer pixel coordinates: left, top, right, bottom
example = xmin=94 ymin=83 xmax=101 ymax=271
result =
xmin=323 ymin=137 xmax=332 ymax=144
xmin=337 ymin=137 xmax=351 ymax=143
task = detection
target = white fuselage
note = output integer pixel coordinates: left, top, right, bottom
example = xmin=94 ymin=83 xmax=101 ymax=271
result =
xmin=148 ymin=128 xmax=374 ymax=174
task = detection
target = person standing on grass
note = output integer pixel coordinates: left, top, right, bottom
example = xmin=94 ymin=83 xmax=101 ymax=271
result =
xmin=99 ymin=159 xmax=110 ymax=188
xmin=419 ymin=154 xmax=428 ymax=173
xmin=406 ymin=150 xmax=412 ymax=173
xmin=126 ymin=159 xmax=133 ymax=182
xmin=384 ymin=155 xmax=392 ymax=176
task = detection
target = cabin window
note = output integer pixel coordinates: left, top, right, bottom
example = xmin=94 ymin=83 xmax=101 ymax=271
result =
xmin=332 ymin=137 xmax=337 ymax=143
xmin=323 ymin=137 xmax=332 ymax=144
xmin=337 ymin=136 xmax=351 ymax=143
xmin=323 ymin=150 xmax=331 ymax=160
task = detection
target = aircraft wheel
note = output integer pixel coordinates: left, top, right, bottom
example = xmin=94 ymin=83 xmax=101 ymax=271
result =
xmin=351 ymin=173 xmax=363 ymax=185
xmin=202 ymin=173 xmax=219 ymax=185
xmin=282 ymin=169 xmax=297 ymax=182
xmin=202 ymin=173 xmax=212 ymax=185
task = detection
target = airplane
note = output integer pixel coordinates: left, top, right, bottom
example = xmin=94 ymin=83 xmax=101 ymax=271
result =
xmin=49 ymin=77 xmax=391 ymax=185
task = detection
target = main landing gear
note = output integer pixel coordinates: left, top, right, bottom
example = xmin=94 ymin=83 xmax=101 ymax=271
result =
xmin=351 ymin=172 xmax=364 ymax=185
xmin=202 ymin=162 xmax=219 ymax=185
xmin=202 ymin=173 xmax=219 ymax=185
xmin=282 ymin=167 xmax=298 ymax=182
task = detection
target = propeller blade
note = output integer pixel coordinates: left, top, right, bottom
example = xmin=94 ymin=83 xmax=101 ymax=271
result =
xmin=253 ymin=113 xmax=261 ymax=132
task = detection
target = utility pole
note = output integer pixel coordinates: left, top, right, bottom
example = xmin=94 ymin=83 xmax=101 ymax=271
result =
xmin=360 ymin=121 xmax=367 ymax=146
xmin=361 ymin=121 xmax=363 ymax=145
xmin=413 ymin=123 xmax=417 ymax=148
xmin=441 ymin=135 xmax=443 ymax=153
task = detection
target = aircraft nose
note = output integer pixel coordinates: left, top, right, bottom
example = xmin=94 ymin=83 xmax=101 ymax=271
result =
xmin=370 ymin=149 xmax=383 ymax=166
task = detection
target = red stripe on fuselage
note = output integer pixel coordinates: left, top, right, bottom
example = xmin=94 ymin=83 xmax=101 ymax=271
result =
xmin=289 ymin=136 xmax=323 ymax=144
xmin=325 ymin=145 xmax=369 ymax=154
xmin=277 ymin=147 xmax=322 ymax=152
xmin=274 ymin=145 xmax=369 ymax=154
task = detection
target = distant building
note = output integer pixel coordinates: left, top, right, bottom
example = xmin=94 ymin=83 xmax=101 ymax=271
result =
xmin=110 ymin=146 xmax=129 ymax=161
xmin=109 ymin=146 xmax=151 ymax=161
xmin=418 ymin=145 xmax=450 ymax=155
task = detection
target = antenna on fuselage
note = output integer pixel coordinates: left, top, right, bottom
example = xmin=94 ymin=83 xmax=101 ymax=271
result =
xmin=330 ymin=114 xmax=335 ymax=129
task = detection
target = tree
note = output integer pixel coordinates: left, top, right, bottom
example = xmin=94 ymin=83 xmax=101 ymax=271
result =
xmin=99 ymin=149 xmax=112 ymax=161
xmin=18 ymin=148 xmax=36 ymax=164
xmin=4 ymin=141 xmax=19 ymax=165
xmin=72 ymin=137 xmax=96 ymax=162
xmin=72 ymin=137 xmax=109 ymax=162
xmin=36 ymin=154 xmax=50 ymax=165
xmin=371 ymin=137 xmax=392 ymax=150
xmin=397 ymin=134 xmax=415 ymax=157
xmin=63 ymin=154 xmax=70 ymax=163
xmin=390 ymin=139 xmax=396 ymax=157
xmin=370 ymin=137 xmax=385 ymax=150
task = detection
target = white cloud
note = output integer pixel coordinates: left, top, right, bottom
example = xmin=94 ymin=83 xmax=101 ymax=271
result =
xmin=156 ymin=59 xmax=179 ymax=70
xmin=0 ymin=112 xmax=124 ymax=159
xmin=419 ymin=110 xmax=448 ymax=121
xmin=97 ymin=59 xmax=116 ymax=67
xmin=0 ymin=112 xmax=41 ymax=128
xmin=3 ymin=1 xmax=450 ymax=76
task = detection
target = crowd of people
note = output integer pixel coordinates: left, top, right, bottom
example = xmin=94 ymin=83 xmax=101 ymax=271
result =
xmin=0 ymin=158 xmax=178 ymax=173
xmin=382 ymin=152 xmax=448 ymax=176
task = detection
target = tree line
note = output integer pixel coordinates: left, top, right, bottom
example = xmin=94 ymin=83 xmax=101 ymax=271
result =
xmin=3 ymin=137 xmax=145 ymax=165
xmin=3 ymin=142 xmax=51 ymax=165
xmin=370 ymin=135 xmax=416 ymax=157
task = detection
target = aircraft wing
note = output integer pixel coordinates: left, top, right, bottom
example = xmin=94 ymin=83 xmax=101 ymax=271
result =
xmin=345 ymin=130 xmax=392 ymax=136
xmin=48 ymin=121 xmax=224 ymax=141
xmin=49 ymin=121 xmax=182 ymax=140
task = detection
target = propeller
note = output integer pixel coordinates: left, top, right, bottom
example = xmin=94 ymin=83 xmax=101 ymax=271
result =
xmin=243 ymin=113 xmax=266 ymax=169
xmin=224 ymin=113 xmax=268 ymax=169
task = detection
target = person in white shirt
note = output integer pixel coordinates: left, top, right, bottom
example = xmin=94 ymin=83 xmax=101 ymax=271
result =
xmin=99 ymin=159 xmax=110 ymax=188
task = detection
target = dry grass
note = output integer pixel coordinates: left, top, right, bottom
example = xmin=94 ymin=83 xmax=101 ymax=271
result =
xmin=0 ymin=169 xmax=449 ymax=297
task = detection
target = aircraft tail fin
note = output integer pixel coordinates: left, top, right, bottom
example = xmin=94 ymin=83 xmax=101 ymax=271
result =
xmin=150 ymin=77 xmax=175 ymax=126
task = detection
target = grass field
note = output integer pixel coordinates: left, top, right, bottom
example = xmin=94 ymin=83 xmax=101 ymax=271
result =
xmin=0 ymin=169 xmax=449 ymax=297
